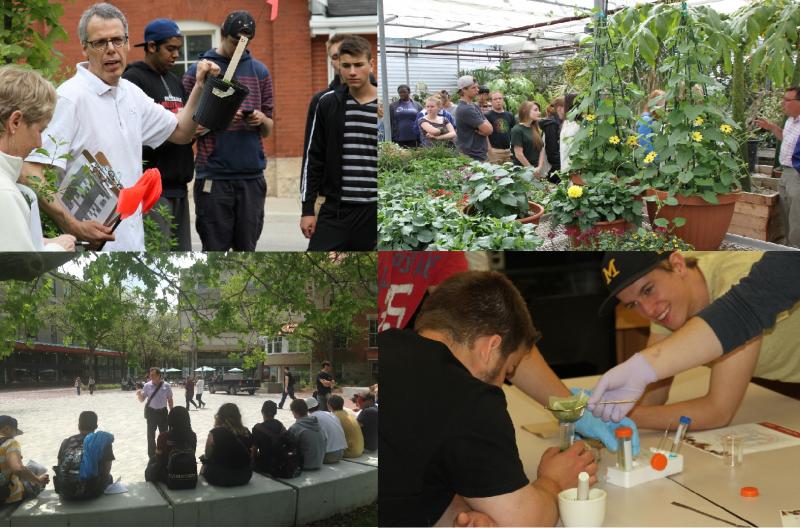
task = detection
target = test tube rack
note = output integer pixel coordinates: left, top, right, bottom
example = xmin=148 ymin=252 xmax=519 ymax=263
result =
xmin=606 ymin=448 xmax=683 ymax=488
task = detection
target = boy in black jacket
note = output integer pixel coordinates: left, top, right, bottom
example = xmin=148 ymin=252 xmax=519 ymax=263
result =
xmin=122 ymin=19 xmax=195 ymax=250
xmin=300 ymin=35 xmax=377 ymax=250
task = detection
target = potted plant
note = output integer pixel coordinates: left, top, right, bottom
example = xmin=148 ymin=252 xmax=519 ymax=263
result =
xmin=547 ymin=174 xmax=647 ymax=247
xmin=461 ymin=161 xmax=546 ymax=224
xmin=630 ymin=3 xmax=745 ymax=249
xmin=572 ymin=226 xmax=694 ymax=251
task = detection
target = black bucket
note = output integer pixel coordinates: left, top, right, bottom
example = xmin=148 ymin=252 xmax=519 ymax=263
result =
xmin=193 ymin=76 xmax=250 ymax=131
xmin=746 ymin=138 xmax=760 ymax=173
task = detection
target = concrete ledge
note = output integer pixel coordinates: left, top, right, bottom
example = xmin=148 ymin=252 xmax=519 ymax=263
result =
xmin=272 ymin=460 xmax=377 ymax=525
xmin=9 ymin=482 xmax=170 ymax=527
xmin=0 ymin=504 xmax=19 ymax=527
xmin=159 ymin=473 xmax=295 ymax=527
xmin=344 ymin=450 xmax=378 ymax=467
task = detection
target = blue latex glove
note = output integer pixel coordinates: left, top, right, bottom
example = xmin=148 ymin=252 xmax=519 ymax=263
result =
xmin=571 ymin=388 xmax=640 ymax=455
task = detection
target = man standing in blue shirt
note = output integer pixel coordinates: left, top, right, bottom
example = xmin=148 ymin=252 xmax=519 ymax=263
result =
xmin=756 ymin=86 xmax=800 ymax=248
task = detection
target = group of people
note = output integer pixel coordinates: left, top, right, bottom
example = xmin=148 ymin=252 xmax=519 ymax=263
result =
xmin=0 ymin=367 xmax=379 ymax=507
xmin=73 ymin=376 xmax=97 ymax=396
xmin=0 ymin=2 xmax=378 ymax=252
xmin=379 ymin=250 xmax=799 ymax=526
xmin=387 ymin=76 xmax=579 ymax=185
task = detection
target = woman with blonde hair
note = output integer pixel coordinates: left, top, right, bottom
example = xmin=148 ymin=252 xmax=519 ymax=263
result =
xmin=509 ymin=100 xmax=545 ymax=173
xmin=418 ymin=96 xmax=456 ymax=147
xmin=638 ymin=89 xmax=665 ymax=155
xmin=0 ymin=65 xmax=74 ymax=250
xmin=201 ymin=403 xmax=254 ymax=486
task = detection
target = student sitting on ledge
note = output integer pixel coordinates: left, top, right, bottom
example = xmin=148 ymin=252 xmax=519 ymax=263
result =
xmin=201 ymin=403 xmax=253 ymax=486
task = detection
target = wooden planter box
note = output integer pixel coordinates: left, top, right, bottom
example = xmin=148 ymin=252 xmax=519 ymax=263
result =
xmin=728 ymin=190 xmax=783 ymax=242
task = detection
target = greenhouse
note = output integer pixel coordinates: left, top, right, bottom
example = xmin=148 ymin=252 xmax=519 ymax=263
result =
xmin=377 ymin=0 xmax=800 ymax=250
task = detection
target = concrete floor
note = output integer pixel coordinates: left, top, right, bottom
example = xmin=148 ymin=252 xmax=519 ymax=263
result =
xmin=0 ymin=386 xmax=356 ymax=486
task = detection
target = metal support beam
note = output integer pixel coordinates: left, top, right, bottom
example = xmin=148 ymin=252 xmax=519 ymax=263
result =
xmin=378 ymin=0 xmax=392 ymax=142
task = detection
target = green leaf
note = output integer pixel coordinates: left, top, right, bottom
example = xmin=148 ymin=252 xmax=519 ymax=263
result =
xmin=653 ymin=218 xmax=669 ymax=228
xmin=672 ymin=217 xmax=687 ymax=227
xmin=476 ymin=189 xmax=492 ymax=202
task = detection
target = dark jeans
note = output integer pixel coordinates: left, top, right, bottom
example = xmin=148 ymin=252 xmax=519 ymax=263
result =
xmin=146 ymin=407 xmax=169 ymax=459
xmin=185 ymin=392 xmax=198 ymax=409
xmin=278 ymin=386 xmax=296 ymax=408
xmin=307 ymin=202 xmax=376 ymax=251
xmin=317 ymin=392 xmax=330 ymax=413
xmin=89 ymin=384 xmax=95 ymax=395
xmin=194 ymin=176 xmax=266 ymax=251
xmin=196 ymin=393 xmax=204 ymax=406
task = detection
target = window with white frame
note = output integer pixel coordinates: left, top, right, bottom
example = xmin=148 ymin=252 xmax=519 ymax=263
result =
xmin=368 ymin=316 xmax=378 ymax=348
xmin=170 ymin=21 xmax=220 ymax=77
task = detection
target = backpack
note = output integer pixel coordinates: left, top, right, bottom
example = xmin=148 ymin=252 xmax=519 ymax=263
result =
xmin=166 ymin=446 xmax=197 ymax=489
xmin=254 ymin=425 xmax=302 ymax=479
xmin=269 ymin=431 xmax=302 ymax=479
xmin=53 ymin=436 xmax=90 ymax=500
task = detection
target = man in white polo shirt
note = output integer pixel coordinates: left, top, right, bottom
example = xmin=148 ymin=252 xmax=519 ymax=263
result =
xmin=756 ymin=86 xmax=800 ymax=248
xmin=22 ymin=2 xmax=219 ymax=251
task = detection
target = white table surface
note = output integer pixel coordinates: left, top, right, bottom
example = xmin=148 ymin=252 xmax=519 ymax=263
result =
xmin=505 ymin=367 xmax=800 ymax=527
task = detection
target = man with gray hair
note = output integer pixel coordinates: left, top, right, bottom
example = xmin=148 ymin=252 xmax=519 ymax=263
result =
xmin=22 ymin=2 xmax=219 ymax=251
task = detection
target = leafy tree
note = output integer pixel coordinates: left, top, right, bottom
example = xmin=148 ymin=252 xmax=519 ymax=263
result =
xmin=0 ymin=0 xmax=70 ymax=78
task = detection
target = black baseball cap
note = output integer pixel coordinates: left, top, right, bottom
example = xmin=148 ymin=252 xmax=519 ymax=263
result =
xmin=597 ymin=252 xmax=672 ymax=316
xmin=222 ymin=11 xmax=256 ymax=40
xmin=0 ymin=415 xmax=23 ymax=435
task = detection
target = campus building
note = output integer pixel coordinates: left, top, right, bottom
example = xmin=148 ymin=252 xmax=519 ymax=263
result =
xmin=0 ymin=279 xmax=124 ymax=387
xmin=49 ymin=0 xmax=377 ymax=198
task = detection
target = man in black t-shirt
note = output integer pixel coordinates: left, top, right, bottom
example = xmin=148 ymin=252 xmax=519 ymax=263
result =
xmin=315 ymin=361 xmax=334 ymax=413
xmin=54 ymin=411 xmax=114 ymax=500
xmin=356 ymin=391 xmax=378 ymax=451
xmin=380 ymin=271 xmax=598 ymax=527
xmin=278 ymin=367 xmax=296 ymax=409
xmin=485 ymin=92 xmax=515 ymax=164
xmin=122 ymin=19 xmax=195 ymax=250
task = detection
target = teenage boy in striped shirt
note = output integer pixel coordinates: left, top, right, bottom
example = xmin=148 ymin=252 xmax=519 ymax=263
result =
xmin=300 ymin=35 xmax=377 ymax=250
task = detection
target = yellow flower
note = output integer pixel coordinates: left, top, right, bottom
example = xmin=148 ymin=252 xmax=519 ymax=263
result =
xmin=567 ymin=185 xmax=583 ymax=199
xmin=644 ymin=151 xmax=657 ymax=164
xmin=626 ymin=135 xmax=639 ymax=147
xmin=692 ymin=131 xmax=703 ymax=142
xmin=693 ymin=117 xmax=704 ymax=126
xmin=609 ymin=135 xmax=621 ymax=145
xmin=585 ymin=114 xmax=596 ymax=122
xmin=720 ymin=124 xmax=733 ymax=134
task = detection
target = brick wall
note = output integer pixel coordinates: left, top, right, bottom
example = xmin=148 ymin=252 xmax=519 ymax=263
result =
xmin=50 ymin=0 xmax=375 ymax=159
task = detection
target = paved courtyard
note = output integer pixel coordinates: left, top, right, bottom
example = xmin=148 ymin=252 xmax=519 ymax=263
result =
xmin=0 ymin=386 xmax=354 ymax=486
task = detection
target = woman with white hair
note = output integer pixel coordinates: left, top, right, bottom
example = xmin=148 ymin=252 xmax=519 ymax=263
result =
xmin=0 ymin=65 xmax=75 ymax=250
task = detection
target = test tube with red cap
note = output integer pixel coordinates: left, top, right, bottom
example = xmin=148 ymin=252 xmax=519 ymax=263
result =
xmin=615 ymin=426 xmax=633 ymax=471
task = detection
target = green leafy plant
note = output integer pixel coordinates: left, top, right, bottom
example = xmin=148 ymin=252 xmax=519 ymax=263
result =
xmin=462 ymin=162 xmax=542 ymax=220
xmin=427 ymin=214 xmax=542 ymax=250
xmin=572 ymin=226 xmax=695 ymax=250
xmin=547 ymin=174 xmax=646 ymax=235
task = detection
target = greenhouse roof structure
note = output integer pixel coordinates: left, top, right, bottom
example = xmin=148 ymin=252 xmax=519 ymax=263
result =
xmin=383 ymin=0 xmax=751 ymax=59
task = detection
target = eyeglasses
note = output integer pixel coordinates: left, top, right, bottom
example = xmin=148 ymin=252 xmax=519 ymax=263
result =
xmin=86 ymin=35 xmax=128 ymax=51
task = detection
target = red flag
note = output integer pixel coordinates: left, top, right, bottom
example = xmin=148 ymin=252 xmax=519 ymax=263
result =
xmin=266 ymin=0 xmax=278 ymax=21
xmin=140 ymin=169 xmax=163 ymax=214
xmin=116 ymin=168 xmax=162 ymax=219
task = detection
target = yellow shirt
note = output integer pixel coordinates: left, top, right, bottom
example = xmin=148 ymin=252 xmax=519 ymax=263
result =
xmin=333 ymin=410 xmax=364 ymax=458
xmin=0 ymin=437 xmax=24 ymax=503
xmin=651 ymin=251 xmax=800 ymax=382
